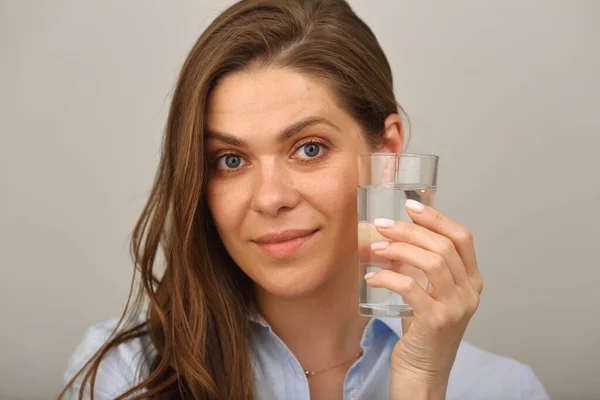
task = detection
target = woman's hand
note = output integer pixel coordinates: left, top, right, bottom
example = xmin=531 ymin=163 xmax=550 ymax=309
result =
xmin=364 ymin=199 xmax=483 ymax=400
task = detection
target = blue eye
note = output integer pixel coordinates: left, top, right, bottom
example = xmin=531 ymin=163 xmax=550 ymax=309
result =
xmin=298 ymin=143 xmax=322 ymax=159
xmin=217 ymin=154 xmax=245 ymax=170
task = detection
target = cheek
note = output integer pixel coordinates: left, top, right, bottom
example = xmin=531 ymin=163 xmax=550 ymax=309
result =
xmin=206 ymin=180 xmax=247 ymax=237
xmin=305 ymin=159 xmax=358 ymax=232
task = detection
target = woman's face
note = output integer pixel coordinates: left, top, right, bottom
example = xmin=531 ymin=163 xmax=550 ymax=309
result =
xmin=206 ymin=67 xmax=374 ymax=298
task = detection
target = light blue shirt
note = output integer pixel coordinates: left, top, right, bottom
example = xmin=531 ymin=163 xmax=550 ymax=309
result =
xmin=64 ymin=316 xmax=549 ymax=399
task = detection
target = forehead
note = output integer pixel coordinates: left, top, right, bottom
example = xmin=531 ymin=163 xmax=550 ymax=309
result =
xmin=206 ymin=67 xmax=347 ymax=137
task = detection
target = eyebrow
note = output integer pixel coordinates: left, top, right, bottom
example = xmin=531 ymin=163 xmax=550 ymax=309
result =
xmin=205 ymin=116 xmax=340 ymax=148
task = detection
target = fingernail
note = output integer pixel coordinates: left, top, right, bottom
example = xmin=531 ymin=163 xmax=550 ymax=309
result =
xmin=371 ymin=241 xmax=389 ymax=251
xmin=364 ymin=272 xmax=376 ymax=280
xmin=406 ymin=199 xmax=425 ymax=213
xmin=374 ymin=218 xmax=395 ymax=228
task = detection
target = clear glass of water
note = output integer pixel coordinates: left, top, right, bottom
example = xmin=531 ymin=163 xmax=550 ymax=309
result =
xmin=358 ymin=153 xmax=439 ymax=318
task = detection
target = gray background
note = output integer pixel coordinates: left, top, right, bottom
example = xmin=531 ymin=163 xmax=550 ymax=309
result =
xmin=1 ymin=1 xmax=599 ymax=399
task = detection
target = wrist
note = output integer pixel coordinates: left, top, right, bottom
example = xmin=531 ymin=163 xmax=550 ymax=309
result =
xmin=390 ymin=385 xmax=446 ymax=400
xmin=390 ymin=374 xmax=447 ymax=400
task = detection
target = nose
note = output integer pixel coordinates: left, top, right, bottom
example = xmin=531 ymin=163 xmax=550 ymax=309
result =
xmin=251 ymin=160 xmax=301 ymax=217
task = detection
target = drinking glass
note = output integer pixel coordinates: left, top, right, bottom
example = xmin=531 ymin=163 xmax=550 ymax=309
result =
xmin=358 ymin=153 xmax=439 ymax=318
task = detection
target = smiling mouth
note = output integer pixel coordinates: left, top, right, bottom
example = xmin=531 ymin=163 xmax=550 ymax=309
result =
xmin=253 ymin=229 xmax=319 ymax=259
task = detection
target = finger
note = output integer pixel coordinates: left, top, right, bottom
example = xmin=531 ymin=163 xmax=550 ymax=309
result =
xmin=358 ymin=222 xmax=415 ymax=274
xmin=364 ymin=269 xmax=436 ymax=315
xmin=403 ymin=200 xmax=482 ymax=287
xmin=374 ymin=217 xmax=469 ymax=287
xmin=358 ymin=221 xmax=388 ymax=260
xmin=371 ymin=241 xmax=456 ymax=300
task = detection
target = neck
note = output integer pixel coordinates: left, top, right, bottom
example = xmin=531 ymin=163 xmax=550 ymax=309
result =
xmin=255 ymin=255 xmax=370 ymax=372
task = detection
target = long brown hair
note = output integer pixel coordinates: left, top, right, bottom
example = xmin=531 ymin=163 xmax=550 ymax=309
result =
xmin=60 ymin=0 xmax=403 ymax=398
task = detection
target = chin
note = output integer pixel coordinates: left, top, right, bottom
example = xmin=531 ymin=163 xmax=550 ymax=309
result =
xmin=251 ymin=261 xmax=334 ymax=298
xmin=228 ymin=234 xmax=358 ymax=298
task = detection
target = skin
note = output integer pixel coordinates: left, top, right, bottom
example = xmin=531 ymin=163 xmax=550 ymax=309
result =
xmin=206 ymin=67 xmax=483 ymax=400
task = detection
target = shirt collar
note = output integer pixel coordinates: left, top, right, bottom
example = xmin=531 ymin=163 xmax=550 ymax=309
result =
xmin=371 ymin=316 xmax=403 ymax=338
xmin=248 ymin=311 xmax=270 ymax=329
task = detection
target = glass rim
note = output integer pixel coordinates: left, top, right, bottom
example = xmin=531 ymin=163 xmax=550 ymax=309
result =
xmin=357 ymin=152 xmax=439 ymax=160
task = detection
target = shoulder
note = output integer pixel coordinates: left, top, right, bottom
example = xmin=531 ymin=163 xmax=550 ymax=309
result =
xmin=63 ymin=318 xmax=154 ymax=399
xmin=448 ymin=341 xmax=549 ymax=400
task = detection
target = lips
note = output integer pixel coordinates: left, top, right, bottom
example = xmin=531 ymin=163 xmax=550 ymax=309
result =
xmin=253 ymin=229 xmax=319 ymax=259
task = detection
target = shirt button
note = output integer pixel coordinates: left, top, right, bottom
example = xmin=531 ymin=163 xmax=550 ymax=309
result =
xmin=350 ymin=389 xmax=359 ymax=400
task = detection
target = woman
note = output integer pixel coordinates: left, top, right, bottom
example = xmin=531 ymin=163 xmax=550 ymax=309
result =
xmin=61 ymin=0 xmax=549 ymax=399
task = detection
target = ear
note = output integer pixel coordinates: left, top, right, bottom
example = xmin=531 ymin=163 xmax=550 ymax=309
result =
xmin=377 ymin=113 xmax=404 ymax=153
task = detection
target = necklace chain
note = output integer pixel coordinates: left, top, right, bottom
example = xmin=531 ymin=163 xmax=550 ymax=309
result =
xmin=303 ymin=349 xmax=364 ymax=378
